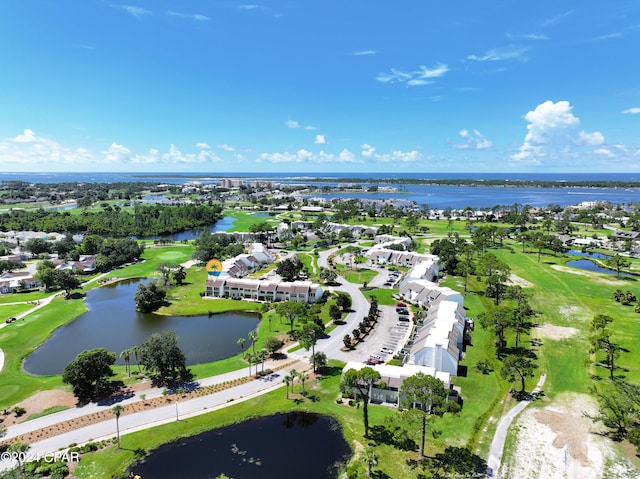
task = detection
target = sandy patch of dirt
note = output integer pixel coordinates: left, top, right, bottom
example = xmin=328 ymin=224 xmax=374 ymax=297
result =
xmin=536 ymin=324 xmax=578 ymax=340
xmin=557 ymin=305 xmax=590 ymax=323
xmin=502 ymin=393 xmax=638 ymax=479
xmin=551 ymin=264 xmax=588 ymax=276
xmin=2 ymin=389 xmax=77 ymax=426
xmin=507 ymin=273 xmax=534 ymax=288
xmin=551 ymin=265 xmax=626 ymax=286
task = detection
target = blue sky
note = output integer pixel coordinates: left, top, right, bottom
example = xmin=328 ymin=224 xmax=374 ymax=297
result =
xmin=1 ymin=1 xmax=639 ymax=173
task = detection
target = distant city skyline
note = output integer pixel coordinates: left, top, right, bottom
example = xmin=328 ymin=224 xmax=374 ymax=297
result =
xmin=1 ymin=1 xmax=639 ymax=173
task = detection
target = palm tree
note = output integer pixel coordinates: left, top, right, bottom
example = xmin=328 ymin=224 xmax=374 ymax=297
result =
xmin=243 ymin=351 xmax=255 ymax=377
xmin=131 ymin=345 xmax=142 ymax=373
xmin=286 ymin=369 xmax=298 ymax=395
xmin=237 ymin=337 xmax=246 ymax=352
xmin=248 ymin=330 xmax=258 ymax=354
xmin=284 ymin=376 xmax=291 ymax=399
xmin=112 ymin=405 xmax=124 ymax=448
xmin=298 ymin=371 xmax=309 ymax=395
xmin=362 ymin=447 xmax=378 ymax=477
xmin=258 ymin=348 xmax=268 ymax=373
xmin=120 ymin=348 xmax=131 ymax=377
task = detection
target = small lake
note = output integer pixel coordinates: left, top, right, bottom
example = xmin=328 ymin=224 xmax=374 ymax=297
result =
xmin=138 ymin=213 xmax=269 ymax=242
xmin=566 ymin=259 xmax=630 ymax=276
xmin=566 ymin=249 xmax=611 ymax=260
xmin=23 ymin=279 xmax=259 ymax=376
xmin=129 ymin=412 xmax=351 ymax=479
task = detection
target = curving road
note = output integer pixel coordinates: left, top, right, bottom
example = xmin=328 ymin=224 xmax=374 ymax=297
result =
xmin=0 ymin=359 xmax=305 ymax=471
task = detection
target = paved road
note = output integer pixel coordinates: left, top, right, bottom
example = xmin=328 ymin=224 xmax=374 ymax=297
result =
xmin=0 ymin=360 xmax=305 ymax=471
xmin=289 ymin=247 xmax=370 ymax=362
xmin=486 ymin=374 xmax=547 ymax=478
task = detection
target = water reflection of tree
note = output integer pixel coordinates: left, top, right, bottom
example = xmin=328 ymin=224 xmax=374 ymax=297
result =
xmin=283 ymin=411 xmax=319 ymax=429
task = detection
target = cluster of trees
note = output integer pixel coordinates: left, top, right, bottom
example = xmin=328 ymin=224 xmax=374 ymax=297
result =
xmin=341 ymin=368 xmax=460 ymax=464
xmin=585 ymin=314 xmax=640 ymax=450
xmin=275 ymin=255 xmax=304 ymax=282
xmin=192 ymin=233 xmax=244 ymax=263
xmin=35 ymin=261 xmax=81 ymax=297
xmin=26 ymin=234 xmax=144 ymax=272
xmin=478 ymin=287 xmax=538 ymax=393
xmin=134 ymin=281 xmax=168 ymax=312
xmin=0 ymin=258 xmax=24 ymax=274
xmin=62 ymin=330 xmax=191 ymax=401
xmin=0 ymin=204 xmax=222 ymax=237
xmin=342 ymin=297 xmax=377 ymax=349
xmin=588 ymin=314 xmax=621 ymax=380
xmin=0 ymin=180 xmax=172 ymax=205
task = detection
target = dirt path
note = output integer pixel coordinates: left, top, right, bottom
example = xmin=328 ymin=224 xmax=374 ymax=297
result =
xmin=487 ymin=374 xmax=546 ymax=478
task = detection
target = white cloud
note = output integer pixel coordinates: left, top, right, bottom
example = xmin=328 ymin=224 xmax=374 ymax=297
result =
xmin=165 ymin=11 xmax=209 ymax=21
xmin=286 ymin=118 xmax=317 ymax=130
xmin=578 ymin=131 xmax=605 ymax=146
xmin=259 ymin=148 xmax=362 ymax=165
xmin=352 ymin=50 xmax=377 ymax=56
xmin=511 ymin=100 xmax=608 ymax=166
xmin=595 ymin=148 xmax=614 ymax=157
xmin=467 ymin=45 xmax=528 ymax=62
xmin=103 ymin=142 xmax=131 ymax=163
xmin=239 ymin=5 xmax=259 ymax=10
xmin=196 ymin=142 xmax=211 ymax=149
xmin=541 ymin=10 xmax=573 ymax=28
xmin=122 ymin=6 xmax=151 ymax=17
xmin=376 ymin=63 xmax=448 ymax=87
xmin=314 ymin=134 xmax=327 ymax=145
xmin=623 ymin=108 xmax=640 ymax=114
xmin=1 ymin=130 xmax=91 ymax=167
xmin=13 ymin=129 xmax=37 ymax=143
xmin=339 ymin=149 xmax=357 ymax=162
xmin=377 ymin=150 xmax=422 ymax=163
xmin=217 ymin=143 xmax=235 ymax=151
xmin=507 ymin=33 xmax=548 ymax=41
xmin=0 ymin=130 xmax=228 ymax=170
xmin=361 ymin=144 xmax=376 ymax=158
xmin=453 ymin=129 xmax=493 ymax=150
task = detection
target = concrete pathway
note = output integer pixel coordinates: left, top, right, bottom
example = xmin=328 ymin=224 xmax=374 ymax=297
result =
xmin=0 ymin=359 xmax=308 ymax=471
xmin=486 ymin=373 xmax=547 ymax=478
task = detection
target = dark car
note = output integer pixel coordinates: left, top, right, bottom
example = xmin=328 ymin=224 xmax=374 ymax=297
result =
xmin=5 ymin=317 xmax=17 ymax=324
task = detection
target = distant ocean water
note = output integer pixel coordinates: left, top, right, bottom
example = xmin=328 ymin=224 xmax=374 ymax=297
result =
xmin=2 ymin=171 xmax=640 ymax=183
xmin=2 ymin=171 xmax=640 ymax=209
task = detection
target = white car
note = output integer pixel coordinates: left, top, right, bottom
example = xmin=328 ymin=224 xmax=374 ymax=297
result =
xmin=380 ymin=347 xmax=394 ymax=354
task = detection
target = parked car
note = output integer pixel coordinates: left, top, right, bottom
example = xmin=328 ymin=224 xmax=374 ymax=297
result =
xmin=381 ymin=347 xmax=394 ymax=354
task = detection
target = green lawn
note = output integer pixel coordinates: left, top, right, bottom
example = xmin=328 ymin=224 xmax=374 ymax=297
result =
xmin=0 ymin=297 xmax=86 ymax=408
xmin=338 ymin=266 xmax=379 ymax=285
xmin=363 ymin=288 xmax=399 ymax=306
xmin=0 ymin=303 xmax=35 ymax=320
xmin=224 ymin=210 xmax=280 ymax=232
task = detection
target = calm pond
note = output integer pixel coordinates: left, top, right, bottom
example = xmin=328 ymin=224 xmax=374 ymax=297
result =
xmin=566 ymin=249 xmax=611 ymax=260
xmin=23 ymin=279 xmax=259 ymax=376
xmin=129 ymin=412 xmax=351 ymax=479
xmin=566 ymin=259 xmax=630 ymax=276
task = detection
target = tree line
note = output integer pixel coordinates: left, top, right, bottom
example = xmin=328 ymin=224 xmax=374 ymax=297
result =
xmin=0 ymin=203 xmax=223 ymax=237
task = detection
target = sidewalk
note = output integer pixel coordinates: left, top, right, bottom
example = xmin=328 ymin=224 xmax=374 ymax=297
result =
xmin=2 ymin=358 xmax=308 ymax=442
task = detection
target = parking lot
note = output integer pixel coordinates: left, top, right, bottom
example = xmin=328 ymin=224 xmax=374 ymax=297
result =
xmin=330 ymin=304 xmax=414 ymax=364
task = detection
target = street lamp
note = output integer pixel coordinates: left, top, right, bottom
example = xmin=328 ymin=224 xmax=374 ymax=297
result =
xmin=175 ymin=401 xmax=179 ymax=421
